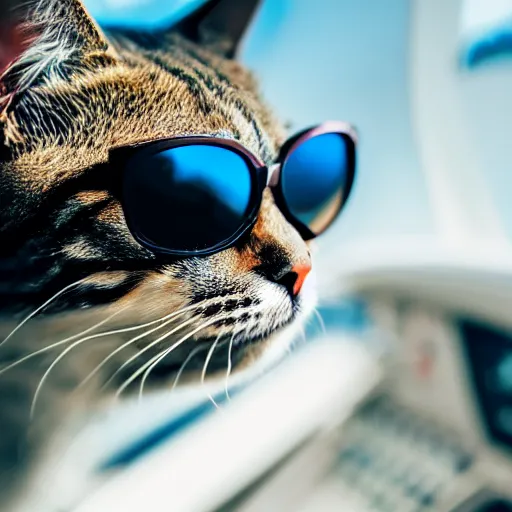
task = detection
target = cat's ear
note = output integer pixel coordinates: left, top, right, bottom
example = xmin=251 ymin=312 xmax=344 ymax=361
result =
xmin=0 ymin=1 xmax=23 ymax=76
xmin=0 ymin=0 xmax=118 ymax=101
xmin=174 ymin=0 xmax=261 ymax=58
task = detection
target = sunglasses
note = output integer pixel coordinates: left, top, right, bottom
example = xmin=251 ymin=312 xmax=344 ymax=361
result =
xmin=110 ymin=121 xmax=357 ymax=257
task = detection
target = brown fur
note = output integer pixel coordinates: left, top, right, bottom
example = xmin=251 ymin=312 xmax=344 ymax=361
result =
xmin=0 ymin=1 xmax=315 ymax=509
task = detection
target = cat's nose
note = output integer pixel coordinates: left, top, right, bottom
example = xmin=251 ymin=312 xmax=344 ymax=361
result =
xmin=275 ymin=263 xmax=312 ymax=298
xmin=291 ymin=263 xmax=312 ymax=295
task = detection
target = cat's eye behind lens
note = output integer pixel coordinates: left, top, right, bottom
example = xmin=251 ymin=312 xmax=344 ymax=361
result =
xmin=122 ymin=144 xmax=254 ymax=254
xmin=279 ymin=130 xmax=356 ymax=238
xmin=118 ymin=123 xmax=356 ymax=257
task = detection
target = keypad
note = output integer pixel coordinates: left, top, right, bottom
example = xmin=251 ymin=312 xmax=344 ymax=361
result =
xmin=334 ymin=398 xmax=475 ymax=512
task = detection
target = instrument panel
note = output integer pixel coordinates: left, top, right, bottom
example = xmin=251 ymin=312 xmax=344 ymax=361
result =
xmin=361 ymin=296 xmax=512 ymax=511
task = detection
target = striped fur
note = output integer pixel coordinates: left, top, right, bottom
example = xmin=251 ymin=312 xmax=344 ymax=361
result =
xmin=0 ymin=1 xmax=315 ymax=508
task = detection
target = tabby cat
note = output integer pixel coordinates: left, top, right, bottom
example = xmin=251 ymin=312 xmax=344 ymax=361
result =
xmin=0 ymin=0 xmax=332 ymax=509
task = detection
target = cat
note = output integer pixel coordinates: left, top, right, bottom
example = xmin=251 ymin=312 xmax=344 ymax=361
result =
xmin=0 ymin=0 xmax=318 ymax=509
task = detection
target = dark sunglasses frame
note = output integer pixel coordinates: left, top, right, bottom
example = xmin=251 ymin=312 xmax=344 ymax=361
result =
xmin=109 ymin=121 xmax=357 ymax=257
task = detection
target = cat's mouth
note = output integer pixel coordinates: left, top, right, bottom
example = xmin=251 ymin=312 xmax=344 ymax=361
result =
xmin=104 ymin=273 xmax=314 ymax=395
xmin=132 ymin=302 xmax=302 ymax=388
xmin=144 ymin=276 xmax=315 ymax=387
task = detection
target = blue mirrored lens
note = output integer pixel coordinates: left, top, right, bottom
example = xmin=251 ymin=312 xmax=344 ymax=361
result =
xmin=281 ymin=133 xmax=350 ymax=235
xmin=123 ymin=144 xmax=252 ymax=252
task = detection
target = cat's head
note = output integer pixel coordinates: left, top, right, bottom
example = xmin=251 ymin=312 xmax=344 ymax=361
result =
xmin=0 ymin=0 xmax=320 ymax=389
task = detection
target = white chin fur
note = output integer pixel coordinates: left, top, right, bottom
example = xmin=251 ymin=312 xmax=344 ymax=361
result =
xmin=223 ymin=269 xmax=318 ymax=391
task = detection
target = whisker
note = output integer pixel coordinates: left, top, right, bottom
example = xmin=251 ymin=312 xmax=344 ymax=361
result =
xmin=1 ymin=296 xmax=228 ymax=376
xmin=137 ymin=323 xmax=225 ymax=402
xmin=29 ymin=307 xmax=170 ymax=418
xmin=0 ymin=277 xmax=87 ymax=348
xmin=0 ymin=308 xmax=125 ymax=377
xmin=171 ymin=343 xmax=206 ymax=391
xmin=312 ymin=308 xmax=326 ymax=335
xmin=133 ymin=346 xmax=171 ymax=402
xmin=29 ymin=305 xmax=200 ymax=418
xmin=119 ymin=316 xmax=226 ymax=400
xmin=76 ymin=305 xmax=198 ymax=390
xmin=107 ymin=316 xmax=201 ymax=395
xmin=0 ymin=302 xmax=198 ymax=377
xmin=103 ymin=301 xmax=246 ymax=393
xmin=201 ymin=333 xmax=223 ymax=409
xmin=138 ymin=330 xmax=216 ymax=401
xmin=224 ymin=332 xmax=236 ymax=402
